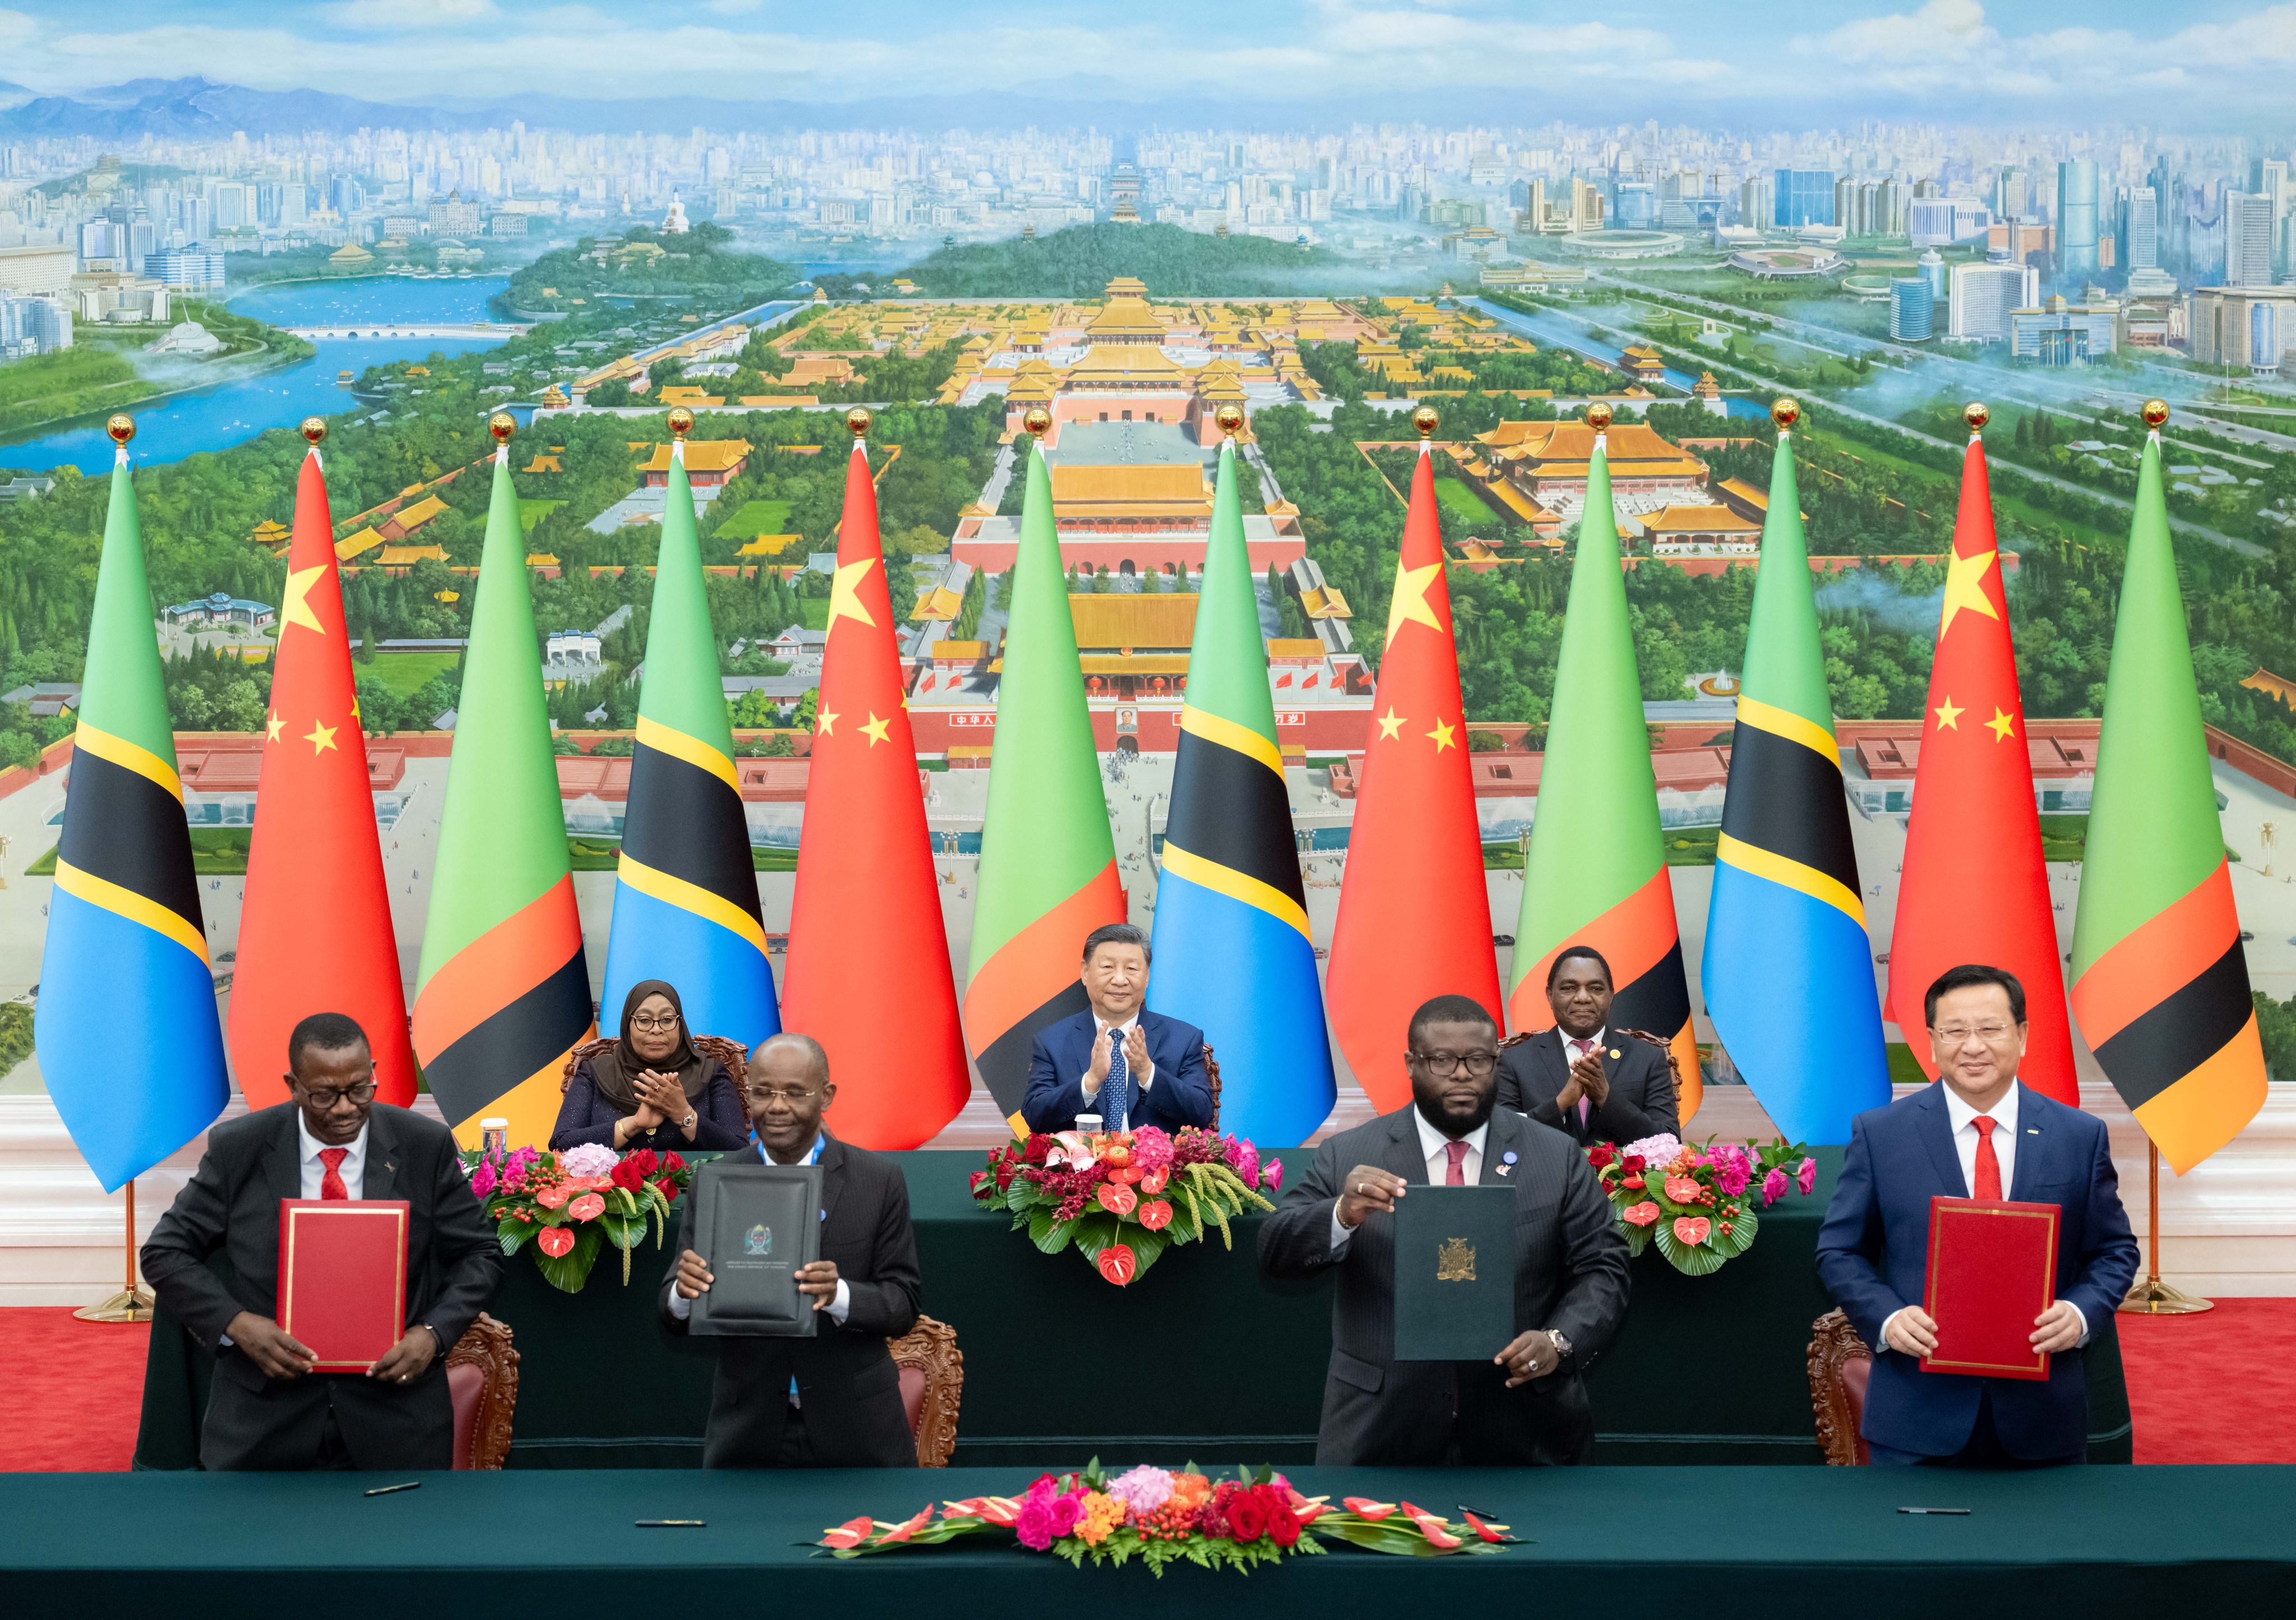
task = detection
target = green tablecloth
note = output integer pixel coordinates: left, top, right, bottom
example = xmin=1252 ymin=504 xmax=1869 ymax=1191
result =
xmin=134 ymin=1146 xmax=2131 ymax=1469
xmin=10 ymin=1466 xmax=2284 ymax=1617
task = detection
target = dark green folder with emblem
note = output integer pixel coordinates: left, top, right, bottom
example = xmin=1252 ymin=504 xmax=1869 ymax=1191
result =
xmin=1392 ymin=1184 xmax=1518 ymax=1361
xmin=687 ymin=1161 xmax=823 ymax=1338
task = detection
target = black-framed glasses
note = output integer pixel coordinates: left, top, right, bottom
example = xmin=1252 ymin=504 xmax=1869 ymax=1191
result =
xmin=631 ymin=1014 xmax=681 ymax=1033
xmin=1408 ymin=1051 xmax=1498 ymax=1077
xmin=295 ymin=1080 xmax=376 ymax=1108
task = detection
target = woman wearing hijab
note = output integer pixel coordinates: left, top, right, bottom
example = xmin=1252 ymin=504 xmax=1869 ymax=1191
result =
xmin=550 ymin=980 xmax=750 ymax=1152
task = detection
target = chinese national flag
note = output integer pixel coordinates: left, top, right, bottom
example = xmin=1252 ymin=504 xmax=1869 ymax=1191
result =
xmin=779 ymin=433 xmax=969 ymax=1147
xmin=1325 ymin=442 xmax=1502 ymax=1110
xmin=1887 ymin=430 xmax=2077 ymax=1104
xmin=228 ymin=445 xmax=418 ymax=1107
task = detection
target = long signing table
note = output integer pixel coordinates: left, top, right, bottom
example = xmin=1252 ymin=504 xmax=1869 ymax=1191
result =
xmin=135 ymin=1147 xmax=2133 ymax=1469
xmin=11 ymin=1467 xmax=2286 ymax=1614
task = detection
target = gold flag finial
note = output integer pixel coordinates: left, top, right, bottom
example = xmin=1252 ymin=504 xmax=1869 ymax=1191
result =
xmin=1022 ymin=406 xmax=1052 ymax=440
xmin=847 ymin=406 xmax=873 ymax=440
xmin=1584 ymin=401 xmax=1613 ymax=432
xmin=487 ymin=412 xmax=517 ymax=444
xmin=106 ymin=414 xmax=136 ymax=446
xmin=667 ymin=405 xmax=695 ymax=440
xmin=1962 ymin=401 xmax=1989 ymax=433
xmin=1771 ymin=397 xmax=1801 ymax=431
xmin=1411 ymin=404 xmax=1440 ymax=441
xmin=1214 ymin=403 xmax=1246 ymax=439
xmin=300 ymin=417 xmax=329 ymax=445
xmin=2142 ymin=398 xmax=2169 ymax=429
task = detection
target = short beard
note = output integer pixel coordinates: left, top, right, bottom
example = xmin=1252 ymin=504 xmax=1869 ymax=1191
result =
xmin=1413 ymin=1087 xmax=1495 ymax=1139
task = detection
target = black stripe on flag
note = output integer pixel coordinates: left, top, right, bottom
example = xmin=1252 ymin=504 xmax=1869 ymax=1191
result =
xmin=1719 ymin=719 xmax=1860 ymax=898
xmin=421 ymin=948 xmax=594 ymax=1126
xmin=621 ymin=740 xmax=764 ymax=922
xmin=2092 ymin=938 xmax=2256 ymax=1111
xmin=975 ymin=980 xmax=1093 ymax=1119
xmin=1163 ymin=727 xmax=1305 ymax=903
xmin=1609 ymin=939 xmax=1693 ymax=1044
xmin=57 ymin=747 xmax=203 ymax=938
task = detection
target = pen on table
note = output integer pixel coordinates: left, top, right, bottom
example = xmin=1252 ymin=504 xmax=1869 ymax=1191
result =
xmin=1897 ymin=1507 xmax=1970 ymax=1516
xmin=636 ymin=1519 xmax=707 ymax=1528
xmin=363 ymin=1481 xmax=422 ymax=1498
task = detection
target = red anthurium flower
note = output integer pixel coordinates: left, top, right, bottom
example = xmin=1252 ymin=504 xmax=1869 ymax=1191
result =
xmin=534 ymin=1185 xmax=570 ymax=1210
xmin=1343 ymin=1498 xmax=1398 ymax=1520
xmin=1096 ymin=1183 xmax=1137 ymax=1217
xmin=1139 ymin=1166 xmax=1169 ymax=1195
xmin=881 ymin=1504 xmax=935 ymax=1544
xmin=568 ymin=1192 xmax=606 ymax=1222
xmin=1137 ymin=1198 xmax=1173 ymax=1231
xmin=1673 ymin=1216 xmax=1713 ymax=1247
xmin=1094 ymin=1244 xmax=1137 ymax=1286
xmin=1624 ymin=1201 xmax=1661 ymax=1227
xmin=1463 ymin=1510 xmax=1509 ymax=1543
xmin=1664 ymin=1175 xmax=1704 ymax=1203
xmin=820 ymin=1516 xmax=875 ymax=1549
xmin=1419 ymin=1521 xmax=1464 ymax=1549
xmin=535 ymin=1226 xmax=575 ymax=1258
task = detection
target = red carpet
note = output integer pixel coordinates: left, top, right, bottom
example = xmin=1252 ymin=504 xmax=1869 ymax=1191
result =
xmin=3 ymin=1300 xmax=2293 ymax=1470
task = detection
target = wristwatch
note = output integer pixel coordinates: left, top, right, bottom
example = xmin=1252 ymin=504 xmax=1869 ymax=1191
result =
xmin=1545 ymin=1329 xmax=1573 ymax=1365
xmin=679 ymin=1111 xmax=697 ymax=1131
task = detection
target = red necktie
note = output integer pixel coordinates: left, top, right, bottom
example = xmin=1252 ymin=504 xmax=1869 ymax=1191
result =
xmin=1971 ymin=1117 xmax=2001 ymax=1201
xmin=318 ymin=1147 xmax=350 ymax=1201
xmin=1444 ymin=1139 xmax=1468 ymax=1186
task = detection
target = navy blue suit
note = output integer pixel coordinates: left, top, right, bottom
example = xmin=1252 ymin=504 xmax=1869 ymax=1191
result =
xmin=1814 ymin=1081 xmax=2139 ymax=1462
xmin=1020 ymin=1009 xmax=1214 ymax=1135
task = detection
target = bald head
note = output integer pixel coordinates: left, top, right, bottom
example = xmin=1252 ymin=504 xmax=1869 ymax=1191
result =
xmin=756 ymin=1031 xmax=829 ymax=1086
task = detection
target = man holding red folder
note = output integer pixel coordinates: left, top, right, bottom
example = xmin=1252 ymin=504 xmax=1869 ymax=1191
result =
xmin=142 ymin=1013 xmax=501 ymax=1470
xmin=1815 ymin=965 xmax=2138 ymax=1466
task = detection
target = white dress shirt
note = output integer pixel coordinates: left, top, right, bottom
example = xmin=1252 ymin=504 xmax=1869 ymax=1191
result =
xmin=297 ymin=1111 xmax=367 ymax=1198
xmin=668 ymin=1133 xmax=850 ymax=1336
xmin=1879 ymin=1081 xmax=2087 ymax=1351
xmin=1080 ymin=1014 xmax=1156 ymax=1097
xmin=1328 ymin=1110 xmax=1490 ymax=1253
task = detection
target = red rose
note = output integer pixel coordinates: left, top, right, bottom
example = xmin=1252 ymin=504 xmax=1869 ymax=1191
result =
xmin=1587 ymin=1143 xmax=1616 ymax=1170
xmin=1227 ymin=1492 xmax=1268 ymax=1543
xmin=1621 ymin=1155 xmax=1646 ymax=1174
xmin=995 ymin=1162 xmax=1017 ymax=1192
xmin=969 ymin=1170 xmax=991 ymax=1196
xmin=1023 ymin=1134 xmax=1052 ymax=1165
xmin=660 ymin=1152 xmax=686 ymax=1174
xmin=609 ymin=1159 xmax=646 ymax=1192
xmin=627 ymin=1148 xmax=660 ymax=1178
xmin=1263 ymin=1488 xmax=1301 ymax=1547
xmin=653 ymin=1176 xmax=679 ymax=1204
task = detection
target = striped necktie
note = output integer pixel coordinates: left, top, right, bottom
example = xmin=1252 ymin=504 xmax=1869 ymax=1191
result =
xmin=1102 ymin=1024 xmax=1130 ymax=1132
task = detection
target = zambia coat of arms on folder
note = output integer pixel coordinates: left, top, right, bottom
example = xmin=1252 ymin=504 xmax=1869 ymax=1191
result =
xmin=1436 ymin=1237 xmax=1477 ymax=1281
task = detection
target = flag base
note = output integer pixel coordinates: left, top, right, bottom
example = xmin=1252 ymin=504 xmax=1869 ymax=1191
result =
xmin=73 ymin=1286 xmax=156 ymax=1324
xmin=2117 ymin=1276 xmax=2213 ymax=1317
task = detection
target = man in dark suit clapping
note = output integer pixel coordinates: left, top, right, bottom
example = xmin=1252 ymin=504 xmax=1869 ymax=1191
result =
xmin=1259 ymin=994 xmax=1630 ymax=1466
xmin=1020 ymin=923 xmax=1213 ymax=1135
xmin=1496 ymin=946 xmax=1678 ymax=1146
xmin=140 ymin=1012 xmax=502 ymax=1471
xmin=664 ymin=1032 xmax=921 ymax=1468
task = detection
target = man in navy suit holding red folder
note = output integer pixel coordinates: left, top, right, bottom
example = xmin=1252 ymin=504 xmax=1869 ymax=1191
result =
xmin=1816 ymin=964 xmax=2138 ymax=1467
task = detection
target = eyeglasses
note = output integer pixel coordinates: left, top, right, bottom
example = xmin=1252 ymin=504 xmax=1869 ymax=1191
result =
xmin=630 ymin=1014 xmax=682 ymax=1033
xmin=1408 ymin=1051 xmax=1498 ymax=1077
xmin=1932 ymin=1023 xmax=2018 ymax=1045
xmin=296 ymin=1081 xmax=375 ymax=1108
xmin=746 ymin=1086 xmax=823 ymax=1105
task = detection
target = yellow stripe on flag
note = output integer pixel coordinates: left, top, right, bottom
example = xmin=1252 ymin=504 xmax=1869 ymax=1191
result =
xmin=1160 ymin=841 xmax=1313 ymax=940
xmin=1734 ymin=693 xmax=1839 ymax=762
xmin=53 ymin=857 xmax=207 ymax=962
xmin=1179 ymin=703 xmax=1285 ymax=778
xmin=71 ymin=721 xmax=183 ymax=801
xmin=615 ymin=849 xmax=770 ymax=954
xmin=634 ymin=714 xmax=738 ymax=793
xmin=1716 ymin=832 xmax=1866 ymax=925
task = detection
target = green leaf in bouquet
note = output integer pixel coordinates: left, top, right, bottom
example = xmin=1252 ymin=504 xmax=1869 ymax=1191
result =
xmin=1709 ymin=1206 xmax=1759 ymax=1258
xmin=531 ymin=1224 xmax=603 ymax=1293
xmin=496 ymin=1216 xmax=535 ymax=1256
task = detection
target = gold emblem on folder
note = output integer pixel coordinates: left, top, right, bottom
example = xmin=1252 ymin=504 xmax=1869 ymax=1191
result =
xmin=1436 ymin=1238 xmax=1477 ymax=1282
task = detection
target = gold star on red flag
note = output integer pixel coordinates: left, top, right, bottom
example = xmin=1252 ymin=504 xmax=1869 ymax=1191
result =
xmin=1938 ymin=547 xmax=2001 ymax=639
xmin=1933 ymin=696 xmax=1962 ymax=731
xmin=1985 ymin=706 xmax=2017 ymax=742
xmin=1376 ymin=708 xmax=1406 ymax=740
xmin=1426 ymin=718 xmax=1457 ymax=753
xmin=266 ymin=709 xmax=284 ymax=744
xmin=816 ymin=709 xmax=839 ymax=737
xmin=304 ymin=720 xmax=339 ymax=755
xmin=280 ymin=564 xmax=329 ymax=638
xmin=860 ymin=712 xmax=891 ymax=746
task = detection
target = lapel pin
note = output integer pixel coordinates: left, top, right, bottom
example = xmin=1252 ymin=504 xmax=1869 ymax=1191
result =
xmin=1607 ymin=1049 xmax=1620 ymax=1060
xmin=1497 ymin=1150 xmax=1517 ymax=1177
xmin=2027 ymin=1128 xmax=2040 ymax=1136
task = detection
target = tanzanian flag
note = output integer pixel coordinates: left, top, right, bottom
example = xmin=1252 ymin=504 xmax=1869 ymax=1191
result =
xmin=2070 ymin=422 xmax=2267 ymax=1174
xmin=602 ymin=438 xmax=779 ymax=1059
xmin=963 ymin=437 xmax=1123 ymax=1128
xmin=1700 ymin=416 xmax=1890 ymax=1144
xmin=1507 ymin=427 xmax=1700 ymax=1119
xmin=38 ymin=437 xmax=229 ymax=1192
xmin=412 ymin=436 xmax=592 ymax=1147
xmin=1145 ymin=436 xmax=1334 ymax=1144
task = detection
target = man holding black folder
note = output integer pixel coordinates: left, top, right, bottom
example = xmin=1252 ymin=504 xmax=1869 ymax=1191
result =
xmin=1259 ymin=995 xmax=1630 ymax=1466
xmin=662 ymin=1032 xmax=922 ymax=1468
xmin=1815 ymin=964 xmax=2138 ymax=1467
xmin=140 ymin=1013 xmax=501 ymax=1471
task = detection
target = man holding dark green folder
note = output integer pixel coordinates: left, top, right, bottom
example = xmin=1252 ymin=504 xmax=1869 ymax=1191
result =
xmin=1260 ymin=995 xmax=1630 ymax=1465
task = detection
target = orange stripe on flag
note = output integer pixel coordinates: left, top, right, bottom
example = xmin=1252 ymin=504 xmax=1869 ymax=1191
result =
xmin=2071 ymin=862 xmax=2239 ymax=1050
xmin=962 ymin=862 xmax=1126 ymax=1060
xmin=411 ymin=874 xmax=585 ymax=1063
xmin=1671 ymin=1021 xmax=1704 ymax=1124
xmin=1508 ymin=865 xmax=1680 ymax=1031
xmin=2132 ymin=1011 xmax=2269 ymax=1176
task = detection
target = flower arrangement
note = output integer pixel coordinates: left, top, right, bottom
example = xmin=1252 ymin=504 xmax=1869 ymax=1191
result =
xmin=971 ymin=1126 xmax=1280 ymax=1286
xmin=460 ymin=1141 xmax=692 ymax=1293
xmin=1585 ymin=1133 xmax=1818 ymax=1276
xmin=817 ymin=1460 xmax=1514 ymax=1575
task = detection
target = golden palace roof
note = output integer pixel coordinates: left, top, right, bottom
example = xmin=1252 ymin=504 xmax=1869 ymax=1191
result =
xmin=1050 ymin=463 xmax=1214 ymax=521
xmin=1069 ymin=593 xmax=1199 ymax=650
xmin=1065 ymin=344 xmax=1184 ymax=384
xmin=1473 ymin=421 xmax=1706 ymax=481
xmin=635 ymin=440 xmax=751 ymax=476
xmin=1639 ymin=504 xmax=1761 ymax=534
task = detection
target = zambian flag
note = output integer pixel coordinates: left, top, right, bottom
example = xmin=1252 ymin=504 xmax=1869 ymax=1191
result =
xmin=412 ymin=437 xmax=592 ymax=1147
xmin=1145 ymin=436 xmax=1334 ymax=1144
xmin=1507 ymin=424 xmax=1700 ymax=1119
xmin=38 ymin=437 xmax=228 ymax=1192
xmin=1700 ymin=414 xmax=1890 ymax=1144
xmin=2070 ymin=422 xmax=2267 ymax=1173
xmin=601 ymin=438 xmax=780 ymax=1061
xmin=964 ymin=437 xmax=1123 ymax=1128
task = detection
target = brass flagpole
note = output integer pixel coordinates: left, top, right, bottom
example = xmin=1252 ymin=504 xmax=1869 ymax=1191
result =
xmin=2118 ymin=1142 xmax=2212 ymax=1316
xmin=75 ymin=1178 xmax=155 ymax=1323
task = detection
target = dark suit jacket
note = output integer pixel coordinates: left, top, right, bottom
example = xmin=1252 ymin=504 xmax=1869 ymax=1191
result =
xmin=1813 ymin=1082 xmax=2140 ymax=1461
xmin=1258 ymin=1104 xmax=1631 ymax=1466
xmin=1020 ymin=1008 xmax=1213 ymax=1135
xmin=140 ymin=1102 xmax=502 ymax=1471
xmin=549 ymin=1057 xmax=749 ymax=1152
xmin=1496 ymin=1028 xmax=1679 ymax=1146
xmin=660 ymin=1133 xmax=921 ymax=1467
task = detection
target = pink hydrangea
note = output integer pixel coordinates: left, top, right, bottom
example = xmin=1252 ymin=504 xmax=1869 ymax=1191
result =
xmin=1260 ymin=1158 xmax=1284 ymax=1194
xmin=1108 ymin=1465 xmax=1175 ymax=1517
xmin=1761 ymin=1167 xmax=1789 ymax=1207
xmin=1129 ymin=1125 xmax=1175 ymax=1174
xmin=1797 ymin=1157 xmax=1818 ymax=1196
xmin=559 ymin=1142 xmax=620 ymax=1179
xmin=1621 ymin=1133 xmax=1683 ymax=1167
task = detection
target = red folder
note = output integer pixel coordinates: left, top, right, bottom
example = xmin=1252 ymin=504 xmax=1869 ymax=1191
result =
xmin=1920 ymin=1196 xmax=2060 ymax=1382
xmin=278 ymin=1200 xmax=409 ymax=1371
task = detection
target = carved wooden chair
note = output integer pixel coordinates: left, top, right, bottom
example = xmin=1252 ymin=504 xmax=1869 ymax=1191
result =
xmin=560 ymin=1033 xmax=751 ymax=1093
xmin=889 ymin=1314 xmax=965 ymax=1467
xmin=446 ymin=1312 xmax=520 ymax=1470
xmin=1203 ymin=1045 xmax=1222 ymax=1130
xmin=1807 ymin=1308 xmax=1874 ymax=1466
xmin=1495 ymin=1026 xmax=1684 ymax=1110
